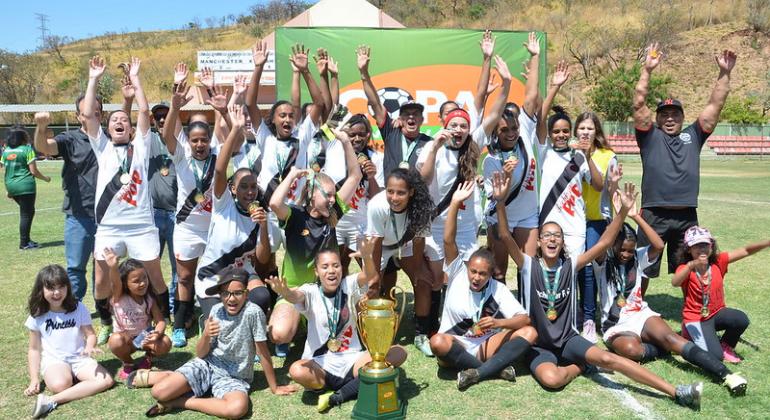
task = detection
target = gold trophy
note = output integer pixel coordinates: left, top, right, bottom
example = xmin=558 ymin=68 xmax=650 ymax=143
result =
xmin=352 ymin=287 xmax=407 ymax=419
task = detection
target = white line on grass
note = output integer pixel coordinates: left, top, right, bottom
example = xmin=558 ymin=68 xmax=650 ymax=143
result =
xmin=0 ymin=206 xmax=59 ymax=217
xmin=591 ymin=373 xmax=662 ymax=420
xmin=700 ymin=197 xmax=770 ymax=205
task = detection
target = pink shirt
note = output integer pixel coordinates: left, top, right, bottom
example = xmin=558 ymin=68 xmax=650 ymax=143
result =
xmin=112 ymin=294 xmax=153 ymax=337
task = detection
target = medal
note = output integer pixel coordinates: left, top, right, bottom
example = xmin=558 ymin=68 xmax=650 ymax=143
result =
xmin=398 ymin=161 xmax=409 ymax=169
xmin=568 ymin=138 xmax=579 ymax=149
xmin=160 ymin=166 xmax=169 ymax=176
xmin=327 ymin=338 xmax=341 ymax=352
xmin=547 ymin=308 xmax=558 ymax=321
xmin=194 ymin=192 xmax=205 ymax=203
xmin=357 ymin=153 xmax=369 ymax=165
xmin=696 ymin=267 xmax=712 ymax=320
xmin=507 ymin=155 xmax=519 ymax=165
xmin=701 ymin=306 xmax=710 ymax=318
xmin=616 ymin=296 xmax=626 ymax=307
xmin=540 ymin=260 xmax=562 ymax=323
xmin=248 ymin=202 xmax=260 ymax=215
xmin=312 ymin=162 xmax=321 ymax=173
xmin=120 ymin=173 xmax=131 ymax=185
xmin=471 ymin=324 xmax=483 ymax=336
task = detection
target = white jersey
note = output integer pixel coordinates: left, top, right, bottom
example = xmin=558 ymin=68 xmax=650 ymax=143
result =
xmin=172 ymin=129 xmax=216 ymax=233
xmin=337 ymin=149 xmax=384 ymax=230
xmin=90 ymin=126 xmax=154 ymax=228
xmin=296 ymin=274 xmax=367 ymax=373
xmin=482 ymin=112 xmax=540 ymax=225
xmin=439 ymin=255 xmax=526 ymax=342
xmin=594 ymin=246 xmax=658 ymax=330
xmin=195 ymin=190 xmax=261 ymax=299
xmin=25 ymin=302 xmax=91 ymax=363
xmin=366 ymin=191 xmax=428 ymax=246
xmin=538 ymin=145 xmax=591 ymax=239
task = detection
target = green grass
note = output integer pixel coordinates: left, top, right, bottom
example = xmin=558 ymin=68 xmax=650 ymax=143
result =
xmin=1 ymin=159 xmax=769 ymax=419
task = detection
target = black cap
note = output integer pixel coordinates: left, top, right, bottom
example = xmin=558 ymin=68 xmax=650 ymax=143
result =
xmin=399 ymin=100 xmax=424 ymax=114
xmin=204 ymin=266 xmax=250 ymax=296
xmin=151 ymin=102 xmax=170 ymax=114
xmin=656 ymin=98 xmax=683 ymax=113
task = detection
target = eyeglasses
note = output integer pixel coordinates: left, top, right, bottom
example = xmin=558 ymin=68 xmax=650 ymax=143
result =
xmin=221 ymin=290 xmax=247 ymax=299
xmin=540 ymin=232 xmax=563 ymax=240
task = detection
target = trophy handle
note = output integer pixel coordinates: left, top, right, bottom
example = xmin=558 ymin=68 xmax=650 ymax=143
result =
xmin=356 ymin=307 xmax=369 ymax=350
xmin=390 ymin=286 xmax=406 ymax=338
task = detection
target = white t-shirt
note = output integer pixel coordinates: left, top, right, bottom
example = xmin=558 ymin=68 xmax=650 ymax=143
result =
xmin=439 ymin=255 xmax=526 ymax=339
xmin=195 ymin=190 xmax=260 ymax=299
xmin=172 ymin=129 xmax=216 ymax=233
xmin=296 ymin=274 xmax=367 ymax=360
xmin=338 ymin=149 xmax=384 ymax=229
xmin=25 ymin=302 xmax=91 ymax=362
xmin=89 ymin=126 xmax=154 ymax=228
xmin=594 ymin=246 xmax=657 ymax=328
xmin=366 ymin=191 xmax=428 ymax=246
xmin=482 ymin=112 xmax=540 ymax=225
xmin=538 ymin=145 xmax=592 ymax=238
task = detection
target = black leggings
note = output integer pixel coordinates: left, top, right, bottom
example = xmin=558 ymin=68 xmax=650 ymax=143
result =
xmin=684 ymin=307 xmax=750 ymax=360
xmin=12 ymin=193 xmax=36 ymax=247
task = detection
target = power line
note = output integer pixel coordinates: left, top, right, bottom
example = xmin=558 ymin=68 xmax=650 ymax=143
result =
xmin=35 ymin=13 xmax=49 ymax=50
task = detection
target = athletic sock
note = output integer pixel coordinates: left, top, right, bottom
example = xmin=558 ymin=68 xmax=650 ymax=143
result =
xmin=438 ymin=340 xmax=482 ymax=370
xmin=429 ymin=290 xmax=443 ymax=334
xmin=95 ymin=298 xmax=112 ymax=326
xmin=641 ymin=343 xmax=668 ymax=362
xmin=329 ymin=377 xmax=360 ymax=406
xmin=682 ymin=342 xmax=730 ymax=379
xmin=157 ymin=290 xmax=171 ymax=319
xmin=415 ymin=316 xmax=431 ymax=337
xmin=477 ymin=337 xmax=530 ymax=380
xmin=248 ymin=286 xmax=272 ymax=316
xmin=173 ymin=300 xmax=193 ymax=330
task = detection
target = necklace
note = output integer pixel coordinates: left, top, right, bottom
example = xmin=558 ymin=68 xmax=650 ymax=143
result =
xmin=539 ymin=259 xmax=562 ymax=321
xmin=318 ymin=284 xmax=342 ymax=352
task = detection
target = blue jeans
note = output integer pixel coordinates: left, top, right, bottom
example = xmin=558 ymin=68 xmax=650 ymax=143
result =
xmin=578 ymin=219 xmax=608 ymax=323
xmin=154 ymin=208 xmax=178 ymax=312
xmin=64 ymin=215 xmax=97 ymax=301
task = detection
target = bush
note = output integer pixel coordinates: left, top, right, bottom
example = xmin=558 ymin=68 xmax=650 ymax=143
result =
xmin=719 ymin=97 xmax=768 ymax=124
xmin=747 ymin=0 xmax=770 ymax=32
xmin=588 ymin=63 xmax=672 ymax=121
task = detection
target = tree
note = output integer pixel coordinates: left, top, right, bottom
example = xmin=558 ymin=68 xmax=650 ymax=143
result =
xmin=719 ymin=97 xmax=768 ymax=124
xmin=747 ymin=0 xmax=770 ymax=32
xmin=43 ymin=35 xmax=71 ymax=64
xmin=588 ymin=63 xmax=672 ymax=121
xmin=0 ymin=50 xmax=47 ymax=103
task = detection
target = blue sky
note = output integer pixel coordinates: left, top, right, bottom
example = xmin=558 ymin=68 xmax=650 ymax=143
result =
xmin=1 ymin=0 xmax=276 ymax=53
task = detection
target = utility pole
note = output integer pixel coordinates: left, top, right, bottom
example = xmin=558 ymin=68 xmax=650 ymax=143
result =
xmin=35 ymin=13 xmax=49 ymax=50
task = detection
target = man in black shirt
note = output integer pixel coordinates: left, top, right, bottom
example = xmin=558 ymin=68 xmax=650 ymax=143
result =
xmin=632 ymin=42 xmax=736 ymax=287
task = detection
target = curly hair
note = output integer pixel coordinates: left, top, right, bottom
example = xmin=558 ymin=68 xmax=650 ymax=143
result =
xmin=386 ymin=168 xmax=434 ymax=239
xmin=574 ymin=111 xmax=612 ymax=152
xmin=28 ymin=265 xmax=77 ymax=317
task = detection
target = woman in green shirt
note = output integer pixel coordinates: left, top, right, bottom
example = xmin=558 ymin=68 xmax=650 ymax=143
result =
xmin=1 ymin=126 xmax=50 ymax=249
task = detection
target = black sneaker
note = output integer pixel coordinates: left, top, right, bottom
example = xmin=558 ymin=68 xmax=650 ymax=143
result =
xmin=675 ymin=382 xmax=702 ymax=410
xmin=499 ymin=365 xmax=517 ymax=382
xmin=20 ymin=242 xmax=40 ymax=250
xmin=457 ymin=368 xmax=480 ymax=391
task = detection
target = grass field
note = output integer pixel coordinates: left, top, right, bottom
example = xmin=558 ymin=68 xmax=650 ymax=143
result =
xmin=0 ymin=159 xmax=769 ymax=419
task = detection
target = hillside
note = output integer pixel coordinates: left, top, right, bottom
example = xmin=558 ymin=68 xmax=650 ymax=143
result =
xmin=12 ymin=0 xmax=770 ymax=120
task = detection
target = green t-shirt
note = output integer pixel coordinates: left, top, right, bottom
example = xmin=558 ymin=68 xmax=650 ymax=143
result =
xmin=1 ymin=145 xmax=36 ymax=197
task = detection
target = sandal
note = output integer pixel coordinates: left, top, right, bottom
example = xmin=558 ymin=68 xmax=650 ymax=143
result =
xmin=127 ymin=369 xmax=152 ymax=389
xmin=145 ymin=402 xmax=169 ymax=417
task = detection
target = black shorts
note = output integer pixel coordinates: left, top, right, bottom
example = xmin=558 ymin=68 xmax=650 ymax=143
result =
xmin=636 ymin=207 xmax=698 ymax=277
xmin=527 ymin=335 xmax=594 ymax=373
xmin=324 ymin=366 xmax=355 ymax=391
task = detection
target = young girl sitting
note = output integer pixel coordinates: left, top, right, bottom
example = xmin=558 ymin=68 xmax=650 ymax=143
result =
xmin=25 ymin=265 xmax=113 ymax=418
xmin=103 ymin=248 xmax=171 ymax=380
xmin=672 ymin=226 xmax=770 ymax=363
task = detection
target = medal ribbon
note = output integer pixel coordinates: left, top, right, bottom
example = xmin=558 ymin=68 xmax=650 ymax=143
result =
xmin=470 ymin=284 xmax=490 ymax=323
xmin=318 ymin=284 xmax=341 ymax=341
xmin=401 ymin=134 xmax=419 ymax=165
xmin=539 ymin=260 xmax=562 ymax=316
xmin=617 ymin=265 xmax=627 ymax=301
xmin=389 ymin=210 xmax=402 ymax=259
xmin=276 ymin=138 xmax=299 ymax=176
xmin=191 ymin=154 xmax=212 ymax=194
xmin=496 ymin=144 xmax=519 ymax=166
xmin=696 ymin=267 xmax=712 ymax=315
xmin=114 ymin=144 xmax=131 ymax=175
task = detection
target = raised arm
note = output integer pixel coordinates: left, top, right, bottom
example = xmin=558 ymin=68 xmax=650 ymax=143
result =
xmin=443 ymin=181 xmax=475 ymax=264
xmin=102 ymin=247 xmax=123 ymax=301
xmin=417 ymin=132 xmax=449 ymax=183
xmin=354 ymin=236 xmax=379 ymax=295
xmin=480 ymin=56 xmax=513 ymax=137
xmin=611 ymin=182 xmax=663 ymax=261
xmin=473 ymin=30 xmax=495 ymax=114
xmin=269 ymin=167 xmax=307 ymax=221
xmin=577 ymin=183 xmax=635 ymax=269
xmin=537 ymin=60 xmax=570 ymax=143
xmin=33 ymin=112 xmax=58 ymax=156
xmin=493 ymin=172 xmax=525 ymax=268
xmin=521 ymin=31 xmax=541 ymax=118
xmin=698 ymin=50 xmax=736 ymax=133
xmin=313 ymin=48 xmax=333 ymax=118
xmin=290 ymin=44 xmax=325 ymax=125
xmin=334 ymin=129 xmax=364 ymax=203
xmin=291 ymin=61 xmax=301 ymax=116
xmin=201 ymin=69 xmax=233 ymax=130
xmin=246 ymin=40 xmax=269 ymax=126
xmin=82 ymin=56 xmax=106 ymax=138
xmin=253 ymin=206 xmax=271 ymax=266
xmin=264 ymin=275 xmax=305 ymax=305
xmin=127 ymin=57 xmax=150 ymax=137
xmin=633 ymin=43 xmax=661 ymax=131
xmin=727 ymin=239 xmax=770 ymax=264
xmin=328 ymin=56 xmax=340 ymax=106
xmin=120 ymin=75 xmax=134 ymax=115
xmin=357 ymin=45 xmax=386 ymax=128
xmin=164 ymin=67 xmax=194 ymax=155
xmin=213 ymin=104 xmax=245 ymax=199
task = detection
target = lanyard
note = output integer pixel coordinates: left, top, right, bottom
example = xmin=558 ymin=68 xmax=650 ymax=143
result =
xmin=539 ymin=260 xmax=562 ymax=312
xmin=389 ymin=210 xmax=403 ymax=258
xmin=617 ymin=265 xmax=627 ymax=297
xmin=497 ymin=144 xmax=520 ymax=166
xmin=401 ymin=134 xmax=419 ymax=164
xmin=318 ymin=284 xmax=341 ymax=340
xmin=276 ymin=138 xmax=298 ymax=175
xmin=470 ymin=284 xmax=490 ymax=323
xmin=191 ymin=155 xmax=212 ymax=192
xmin=695 ymin=267 xmax=712 ymax=312
xmin=114 ymin=145 xmax=130 ymax=174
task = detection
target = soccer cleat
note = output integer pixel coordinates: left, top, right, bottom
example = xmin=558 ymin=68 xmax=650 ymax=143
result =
xmin=97 ymin=324 xmax=113 ymax=345
xmin=457 ymin=369 xmax=480 ymax=391
xmin=581 ymin=320 xmax=598 ymax=344
xmin=675 ymin=382 xmax=702 ymax=410
xmin=20 ymin=242 xmax=40 ymax=250
xmin=171 ymin=328 xmax=187 ymax=348
xmin=721 ymin=342 xmax=742 ymax=363
xmin=723 ymin=372 xmax=747 ymax=396
xmin=499 ymin=365 xmax=517 ymax=382
xmin=317 ymin=391 xmax=334 ymax=412
xmin=32 ymin=394 xmax=57 ymax=419
xmin=275 ymin=343 xmax=289 ymax=358
xmin=414 ymin=334 xmax=434 ymax=357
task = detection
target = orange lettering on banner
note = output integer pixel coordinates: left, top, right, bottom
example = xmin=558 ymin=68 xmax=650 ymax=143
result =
xmin=119 ymin=169 xmax=142 ymax=207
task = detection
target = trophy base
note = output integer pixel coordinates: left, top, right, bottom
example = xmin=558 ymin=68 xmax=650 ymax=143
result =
xmin=351 ymin=367 xmax=406 ymax=420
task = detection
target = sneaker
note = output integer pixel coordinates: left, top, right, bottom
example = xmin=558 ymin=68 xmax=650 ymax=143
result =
xmin=32 ymin=394 xmax=57 ymax=419
xmin=97 ymin=324 xmax=113 ymax=345
xmin=20 ymin=242 xmax=40 ymax=250
xmin=675 ymin=382 xmax=702 ymax=410
xmin=499 ymin=365 xmax=517 ymax=382
xmin=414 ymin=334 xmax=434 ymax=357
xmin=316 ymin=391 xmax=334 ymax=412
xmin=721 ymin=342 xmax=742 ymax=363
xmin=723 ymin=372 xmax=747 ymax=396
xmin=275 ymin=343 xmax=289 ymax=358
xmin=582 ymin=320 xmax=598 ymax=344
xmin=171 ymin=328 xmax=187 ymax=348
xmin=119 ymin=363 xmax=134 ymax=381
xmin=457 ymin=368 xmax=480 ymax=391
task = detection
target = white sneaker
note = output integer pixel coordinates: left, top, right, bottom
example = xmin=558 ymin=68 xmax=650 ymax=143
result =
xmin=582 ymin=320 xmax=598 ymax=344
xmin=32 ymin=394 xmax=57 ymax=419
xmin=414 ymin=334 xmax=434 ymax=357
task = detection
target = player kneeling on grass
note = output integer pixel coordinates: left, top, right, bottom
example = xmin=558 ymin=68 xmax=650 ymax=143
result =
xmin=595 ymin=199 xmax=747 ymax=396
xmin=25 ymin=265 xmax=114 ymax=419
xmin=429 ymin=181 xmax=537 ymax=391
xmin=127 ymin=266 xmax=297 ymax=418
xmin=104 ymin=248 xmax=171 ymax=381
xmin=493 ymin=172 xmax=703 ymax=410
xmin=266 ymin=237 xmax=407 ymax=412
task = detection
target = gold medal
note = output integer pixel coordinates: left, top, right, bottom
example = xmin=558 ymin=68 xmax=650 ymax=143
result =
xmin=312 ymin=162 xmax=321 ymax=173
xmin=119 ymin=173 xmax=131 ymax=185
xmin=616 ymin=296 xmax=626 ymax=307
xmin=507 ymin=156 xmax=519 ymax=165
xmin=568 ymin=138 xmax=579 ymax=149
xmin=160 ymin=166 xmax=169 ymax=177
xmin=327 ymin=338 xmax=341 ymax=352
xmin=547 ymin=308 xmax=558 ymax=321
xmin=357 ymin=154 xmax=369 ymax=165
xmin=194 ymin=193 xmax=205 ymax=203
xmin=470 ymin=324 xmax=483 ymax=336
xmin=398 ymin=161 xmax=410 ymax=169
xmin=248 ymin=202 xmax=260 ymax=215
xmin=701 ymin=307 xmax=710 ymax=318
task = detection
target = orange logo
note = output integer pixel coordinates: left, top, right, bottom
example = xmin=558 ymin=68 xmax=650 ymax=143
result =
xmin=5 ymin=153 xmax=17 ymax=161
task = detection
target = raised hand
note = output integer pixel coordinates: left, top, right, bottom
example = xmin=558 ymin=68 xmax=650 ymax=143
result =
xmin=103 ymin=247 xmax=119 ymax=268
xmin=120 ymin=75 xmax=135 ymax=100
xmin=128 ymin=57 xmax=141 ymax=78
xmin=356 ymin=45 xmax=371 ymax=73
xmin=233 ymin=73 xmax=248 ymax=97
xmin=524 ymin=31 xmax=540 ymax=56
xmin=491 ymin=171 xmax=511 ymax=201
xmin=313 ymin=48 xmax=329 ymax=75
xmin=34 ymin=112 xmax=51 ymax=127
xmin=199 ymin=67 xmax=215 ymax=90
xmin=361 ymin=160 xmax=377 ymax=179
xmin=608 ymin=163 xmax=623 ymax=192
xmin=264 ymin=275 xmax=290 ymax=297
xmin=251 ymin=40 xmax=270 ymax=67
xmin=451 ymin=181 xmax=475 ymax=204
xmin=289 ymin=44 xmax=309 ymax=72
xmin=615 ymin=182 xmax=638 ymax=213
xmin=493 ymin=55 xmax=512 ymax=82
xmin=643 ymin=42 xmax=663 ymax=71
xmin=205 ymin=85 xmax=228 ymax=113
xmin=331 ymin=127 xmax=351 ymax=144
xmin=551 ymin=60 xmax=571 ymax=87
xmin=715 ymin=49 xmax=737 ymax=74
xmin=171 ymin=80 xmax=193 ymax=109
xmin=229 ymin=104 xmax=246 ymax=129
xmin=173 ymin=62 xmax=188 ymax=85
xmin=89 ymin=56 xmax=106 ymax=79
xmin=327 ymin=56 xmax=339 ymax=75
xmin=486 ymin=73 xmax=500 ymax=95
xmin=350 ymin=236 xmax=375 ymax=260
xmin=480 ymin=29 xmax=495 ymax=58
